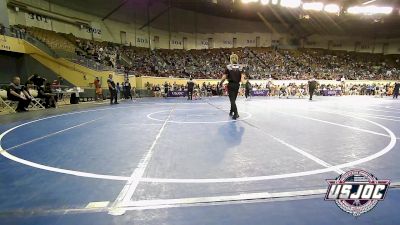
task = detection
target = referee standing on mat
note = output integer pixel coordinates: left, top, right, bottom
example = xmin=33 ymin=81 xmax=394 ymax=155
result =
xmin=107 ymin=73 xmax=118 ymax=104
xmin=393 ymin=81 xmax=400 ymax=99
xmin=219 ymin=53 xmax=245 ymax=120
xmin=308 ymin=77 xmax=318 ymax=101
xmin=245 ymin=80 xmax=251 ymax=99
xmin=187 ymin=77 xmax=195 ymax=100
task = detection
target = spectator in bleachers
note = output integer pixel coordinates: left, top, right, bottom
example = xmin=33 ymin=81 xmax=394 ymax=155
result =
xmin=17 ymin=26 xmax=400 ymax=81
xmin=42 ymin=82 xmax=57 ymax=108
xmin=116 ymin=82 xmax=121 ymax=99
xmin=94 ymin=77 xmax=103 ymax=101
xmin=0 ymin=23 xmax=5 ymax=35
xmin=123 ymin=80 xmax=132 ymax=100
xmin=7 ymin=76 xmax=32 ymax=112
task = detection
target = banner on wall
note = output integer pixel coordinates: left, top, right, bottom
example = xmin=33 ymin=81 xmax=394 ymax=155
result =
xmin=0 ymin=36 xmax=26 ymax=53
xmin=136 ymin=35 xmax=149 ymax=47
xmin=89 ymin=22 xmax=102 ymax=39
xmin=251 ymin=90 xmax=269 ymax=96
xmin=322 ymin=90 xmax=342 ymax=96
xmin=168 ymin=91 xmax=187 ymax=97
xmin=332 ymin=42 xmax=342 ymax=47
xmin=171 ymin=40 xmax=182 ymax=46
xmin=360 ymin=44 xmax=370 ymax=50
xmin=246 ymin=39 xmax=256 ymax=46
xmin=25 ymin=13 xmax=52 ymax=30
xmin=305 ymin=41 xmax=316 ymax=46
xmin=199 ymin=40 xmax=208 ymax=48
xmin=222 ymin=40 xmax=232 ymax=48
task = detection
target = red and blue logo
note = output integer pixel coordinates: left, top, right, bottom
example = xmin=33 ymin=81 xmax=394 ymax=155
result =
xmin=325 ymin=169 xmax=390 ymax=216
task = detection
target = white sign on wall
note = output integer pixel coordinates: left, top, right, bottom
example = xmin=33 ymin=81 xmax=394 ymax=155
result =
xmin=136 ymin=36 xmax=149 ymax=47
xmin=89 ymin=22 xmax=102 ymax=39
xmin=222 ymin=40 xmax=232 ymax=47
xmin=246 ymin=39 xmax=256 ymax=46
xmin=25 ymin=13 xmax=52 ymax=30
xmin=200 ymin=40 xmax=208 ymax=47
xmin=171 ymin=40 xmax=182 ymax=46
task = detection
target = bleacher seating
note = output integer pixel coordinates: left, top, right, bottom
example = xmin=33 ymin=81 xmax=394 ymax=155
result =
xmin=15 ymin=25 xmax=400 ymax=80
xmin=24 ymin=26 xmax=76 ymax=53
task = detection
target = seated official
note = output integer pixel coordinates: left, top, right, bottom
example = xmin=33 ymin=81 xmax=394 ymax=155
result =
xmin=28 ymin=74 xmax=47 ymax=87
xmin=153 ymin=85 xmax=161 ymax=97
xmin=42 ymin=82 xmax=57 ymax=108
xmin=7 ymin=77 xmax=32 ymax=112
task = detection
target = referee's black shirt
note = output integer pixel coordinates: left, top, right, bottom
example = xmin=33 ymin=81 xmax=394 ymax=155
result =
xmin=225 ymin=64 xmax=242 ymax=84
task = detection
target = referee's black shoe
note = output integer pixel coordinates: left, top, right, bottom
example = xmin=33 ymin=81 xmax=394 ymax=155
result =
xmin=229 ymin=111 xmax=233 ymax=116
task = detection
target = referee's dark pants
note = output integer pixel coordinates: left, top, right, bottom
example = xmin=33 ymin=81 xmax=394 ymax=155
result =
xmin=187 ymin=88 xmax=193 ymax=100
xmin=228 ymin=82 xmax=240 ymax=116
xmin=245 ymin=89 xmax=250 ymax=98
xmin=109 ymin=88 xmax=117 ymax=104
xmin=394 ymin=91 xmax=399 ymax=99
xmin=309 ymin=88 xmax=315 ymax=100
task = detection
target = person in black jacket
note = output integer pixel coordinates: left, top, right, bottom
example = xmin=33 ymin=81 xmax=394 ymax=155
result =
xmin=164 ymin=82 xmax=169 ymax=98
xmin=393 ymin=82 xmax=400 ymax=99
xmin=7 ymin=77 xmax=32 ymax=112
xmin=245 ymin=80 xmax=251 ymax=99
xmin=308 ymin=77 xmax=318 ymax=101
xmin=187 ymin=78 xmax=195 ymax=100
xmin=219 ymin=53 xmax=245 ymax=120
xmin=107 ymin=74 xmax=118 ymax=104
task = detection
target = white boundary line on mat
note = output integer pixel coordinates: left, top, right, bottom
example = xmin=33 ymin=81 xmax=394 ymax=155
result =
xmin=109 ymin=107 xmax=175 ymax=215
xmin=139 ymin=113 xmax=396 ymax=183
xmin=0 ymin=105 xmax=396 ymax=184
xmin=147 ymin=109 xmax=252 ymax=124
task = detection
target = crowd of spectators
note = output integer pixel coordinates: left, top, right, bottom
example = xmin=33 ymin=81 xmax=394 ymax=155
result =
xmin=16 ymin=27 xmax=399 ymax=81
xmin=69 ymin=36 xmax=400 ymax=81
xmin=75 ymin=39 xmax=121 ymax=69
xmin=92 ymin=45 xmax=400 ymax=81
xmin=144 ymin=79 xmax=400 ymax=99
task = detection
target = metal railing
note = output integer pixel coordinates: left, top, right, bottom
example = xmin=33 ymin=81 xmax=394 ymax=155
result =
xmin=24 ymin=32 xmax=59 ymax=58
xmin=2 ymin=26 xmax=119 ymax=72
xmin=68 ymin=56 xmax=112 ymax=71
xmin=2 ymin=26 xmax=60 ymax=58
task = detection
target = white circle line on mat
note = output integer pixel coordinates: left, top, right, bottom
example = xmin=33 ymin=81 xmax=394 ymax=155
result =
xmin=147 ymin=109 xmax=252 ymax=124
xmin=0 ymin=106 xmax=396 ymax=183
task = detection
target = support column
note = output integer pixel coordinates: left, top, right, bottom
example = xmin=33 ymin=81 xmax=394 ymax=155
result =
xmin=168 ymin=0 xmax=171 ymax=50
xmin=0 ymin=0 xmax=10 ymax=27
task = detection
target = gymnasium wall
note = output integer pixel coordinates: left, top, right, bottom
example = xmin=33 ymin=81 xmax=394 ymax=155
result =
xmin=0 ymin=51 xmax=22 ymax=84
xmin=0 ymin=0 xmax=330 ymax=51
xmin=0 ymin=35 xmax=132 ymax=88
xmin=304 ymin=35 xmax=400 ymax=55
xmin=19 ymin=55 xmax=73 ymax=86
xmin=6 ymin=0 xmax=400 ymax=53
xmin=0 ymin=50 xmax=73 ymax=86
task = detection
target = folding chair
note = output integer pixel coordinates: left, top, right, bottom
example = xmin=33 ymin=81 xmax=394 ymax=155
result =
xmin=28 ymin=97 xmax=46 ymax=110
xmin=25 ymin=89 xmax=44 ymax=110
xmin=0 ymin=90 xmax=17 ymax=113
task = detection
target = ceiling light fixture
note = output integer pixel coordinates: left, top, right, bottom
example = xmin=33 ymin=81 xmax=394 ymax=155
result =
xmin=241 ymin=0 xmax=259 ymax=4
xmin=280 ymin=0 xmax=301 ymax=8
xmin=261 ymin=0 xmax=270 ymax=5
xmin=303 ymin=2 xmax=324 ymax=11
xmin=347 ymin=5 xmax=393 ymax=15
xmin=324 ymin=4 xmax=340 ymax=14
